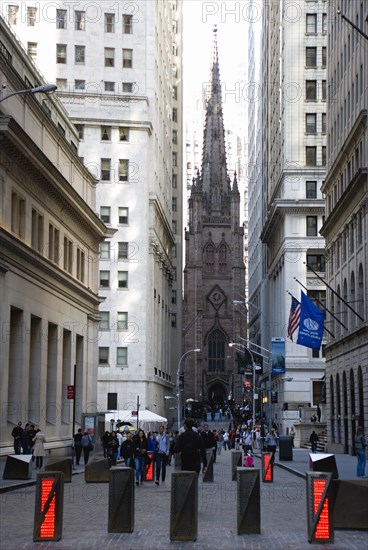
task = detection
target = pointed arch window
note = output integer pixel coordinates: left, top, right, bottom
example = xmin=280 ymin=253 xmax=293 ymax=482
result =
xmin=204 ymin=244 xmax=215 ymax=273
xmin=219 ymin=244 xmax=227 ymax=272
xmin=208 ymin=329 xmax=225 ymax=372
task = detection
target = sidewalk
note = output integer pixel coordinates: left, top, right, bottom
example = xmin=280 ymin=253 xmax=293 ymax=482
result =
xmin=0 ymin=449 xmax=367 ymax=549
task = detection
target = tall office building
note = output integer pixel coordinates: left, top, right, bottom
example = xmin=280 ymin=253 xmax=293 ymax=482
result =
xmin=258 ymin=1 xmax=327 ymax=432
xmin=0 ymin=15 xmax=107 ymax=453
xmin=3 ymin=0 xmax=183 ymax=418
xmin=321 ymin=2 xmax=367 ymax=454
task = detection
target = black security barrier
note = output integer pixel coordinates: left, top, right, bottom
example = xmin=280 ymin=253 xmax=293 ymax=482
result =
xmin=278 ymin=436 xmax=293 ymax=461
xmin=309 ymin=453 xmax=339 ymax=479
xmin=203 ymin=450 xmax=214 ymax=482
xmin=3 ymin=454 xmax=32 ymax=480
xmin=45 ymin=458 xmax=72 ymax=482
xmin=34 ymin=471 xmax=64 ymax=542
xmin=332 ymin=479 xmax=368 ymax=529
xmin=237 ymin=467 xmax=261 ymax=534
xmin=306 ymin=471 xmax=334 ymax=544
xmin=231 ymin=450 xmax=242 ymax=481
xmin=108 ymin=467 xmax=134 ymax=532
xmin=85 ymin=457 xmax=110 ymax=482
xmin=170 ymin=471 xmax=198 ymax=541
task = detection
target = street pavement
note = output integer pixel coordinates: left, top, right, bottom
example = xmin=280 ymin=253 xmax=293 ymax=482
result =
xmin=0 ymin=448 xmax=367 ymax=549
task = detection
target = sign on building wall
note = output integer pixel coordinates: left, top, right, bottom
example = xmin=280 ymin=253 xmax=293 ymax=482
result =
xmin=271 ymin=338 xmax=285 ymax=374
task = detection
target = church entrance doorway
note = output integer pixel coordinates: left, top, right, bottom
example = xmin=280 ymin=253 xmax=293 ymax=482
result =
xmin=208 ymin=383 xmax=227 ymax=407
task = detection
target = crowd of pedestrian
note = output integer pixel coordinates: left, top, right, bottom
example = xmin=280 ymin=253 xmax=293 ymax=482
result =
xmin=11 ymin=422 xmax=46 ymax=468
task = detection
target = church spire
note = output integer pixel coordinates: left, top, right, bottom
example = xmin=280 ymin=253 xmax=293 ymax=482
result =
xmin=201 ymin=26 xmax=230 ymax=216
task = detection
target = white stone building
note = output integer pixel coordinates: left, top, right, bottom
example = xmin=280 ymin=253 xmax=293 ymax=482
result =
xmin=2 ymin=0 xmax=184 ymax=421
xmin=0 ymin=15 xmax=107 ymax=455
xmin=321 ymin=2 xmax=367 ymax=454
xmin=256 ymin=1 xmax=328 ymax=433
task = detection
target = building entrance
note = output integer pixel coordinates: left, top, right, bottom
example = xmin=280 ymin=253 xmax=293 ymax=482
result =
xmin=208 ymin=383 xmax=227 ymax=407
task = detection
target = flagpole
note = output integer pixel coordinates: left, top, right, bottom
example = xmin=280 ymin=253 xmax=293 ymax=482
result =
xmin=305 ymin=263 xmax=364 ymax=322
xmin=293 ymin=279 xmax=336 ymax=338
xmin=286 ymin=290 xmax=334 ymax=339
xmin=294 ymin=277 xmax=346 ymax=330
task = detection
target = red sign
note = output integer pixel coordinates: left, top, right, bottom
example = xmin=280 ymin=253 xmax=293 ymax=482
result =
xmin=34 ymin=473 xmax=63 ymax=542
xmin=67 ymin=385 xmax=74 ymax=399
xmin=131 ymin=411 xmax=138 ymax=416
xmin=146 ymin=452 xmax=155 ymax=481
xmin=313 ymin=479 xmax=330 ymax=540
xmin=262 ymin=453 xmax=273 ymax=482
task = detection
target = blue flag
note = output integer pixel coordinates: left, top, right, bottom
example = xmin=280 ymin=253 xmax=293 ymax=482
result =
xmin=296 ymin=292 xmax=324 ymax=350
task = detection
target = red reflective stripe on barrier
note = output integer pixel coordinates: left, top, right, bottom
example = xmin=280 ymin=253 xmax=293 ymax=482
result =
xmin=313 ymin=479 xmax=330 ymax=540
xmin=263 ymin=454 xmax=272 ymax=481
xmin=146 ymin=452 xmax=154 ymax=481
xmin=40 ymin=479 xmax=56 ymax=538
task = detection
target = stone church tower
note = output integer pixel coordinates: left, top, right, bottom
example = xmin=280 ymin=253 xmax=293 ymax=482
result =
xmin=183 ymin=31 xmax=246 ymax=407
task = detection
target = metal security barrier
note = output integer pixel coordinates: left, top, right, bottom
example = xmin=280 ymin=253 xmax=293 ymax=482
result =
xmin=45 ymin=458 xmax=72 ymax=482
xmin=108 ymin=467 xmax=134 ymax=532
xmin=203 ymin=450 xmax=214 ymax=482
xmin=332 ymin=479 xmax=368 ymax=529
xmin=278 ymin=436 xmax=293 ymax=461
xmin=3 ymin=454 xmax=32 ymax=480
xmin=237 ymin=467 xmax=261 ymax=534
xmin=306 ymin=471 xmax=333 ymax=543
xmin=231 ymin=450 xmax=242 ymax=481
xmin=34 ymin=472 xmax=64 ymax=542
xmin=261 ymin=452 xmax=273 ymax=482
xmin=309 ymin=453 xmax=339 ymax=479
xmin=85 ymin=458 xmax=110 ymax=482
xmin=170 ymin=471 xmax=198 ymax=541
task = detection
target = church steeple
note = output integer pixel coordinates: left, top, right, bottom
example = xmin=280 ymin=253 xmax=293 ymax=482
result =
xmin=201 ymin=27 xmax=231 ymax=216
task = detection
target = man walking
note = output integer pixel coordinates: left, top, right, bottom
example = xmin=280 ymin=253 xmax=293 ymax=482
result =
xmin=11 ymin=422 xmax=23 ymax=454
xmin=174 ymin=418 xmax=207 ymax=474
xmin=201 ymin=423 xmax=216 ymax=462
xmin=155 ymin=425 xmax=170 ymax=485
xmin=310 ymin=430 xmax=319 ymax=453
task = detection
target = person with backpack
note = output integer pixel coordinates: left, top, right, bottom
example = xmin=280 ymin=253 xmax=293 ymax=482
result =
xmin=173 ymin=418 xmax=207 ymax=474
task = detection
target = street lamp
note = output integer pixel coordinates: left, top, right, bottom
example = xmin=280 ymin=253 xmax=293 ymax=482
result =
xmin=229 ymin=342 xmax=258 ymax=427
xmin=0 ymin=83 xmax=57 ymax=103
xmin=176 ymin=348 xmax=200 ymax=432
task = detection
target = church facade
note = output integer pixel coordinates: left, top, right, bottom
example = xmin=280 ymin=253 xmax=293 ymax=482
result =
xmin=183 ymin=33 xmax=246 ymax=408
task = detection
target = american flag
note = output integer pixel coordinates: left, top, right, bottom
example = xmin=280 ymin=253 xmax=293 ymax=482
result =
xmin=287 ymin=295 xmax=301 ymax=341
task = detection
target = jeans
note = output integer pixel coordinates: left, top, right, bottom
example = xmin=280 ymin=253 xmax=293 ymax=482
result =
xmin=36 ymin=456 xmax=43 ymax=468
xmin=13 ymin=439 xmax=21 ymax=455
xmin=311 ymin=442 xmax=317 ymax=453
xmin=124 ymin=457 xmax=131 ymax=468
xmin=134 ymin=455 xmax=146 ymax=482
xmin=155 ymin=453 xmax=167 ymax=482
xmin=74 ymin=445 xmax=82 ymax=465
xmin=356 ymin=449 xmax=366 ymax=477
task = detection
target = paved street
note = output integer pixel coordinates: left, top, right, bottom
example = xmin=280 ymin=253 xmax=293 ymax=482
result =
xmin=0 ymin=448 xmax=367 ymax=549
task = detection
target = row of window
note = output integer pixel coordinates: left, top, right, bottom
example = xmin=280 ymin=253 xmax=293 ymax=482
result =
xmin=7 ymin=6 xmax=133 ymax=33
xmin=204 ymin=244 xmax=229 ymax=273
xmin=327 ymin=142 xmax=365 ymax=215
xmin=330 ymin=265 xmax=365 ymax=336
xmin=11 ymin=191 xmax=85 ymax=282
xmin=306 ymin=146 xmax=326 ymax=167
xmin=99 ymin=346 xmax=128 ymax=367
xmin=99 ymin=271 xmax=128 ymax=289
xmin=305 ymin=113 xmax=326 ymax=134
xmin=306 ymin=79 xmax=326 ymax=101
xmin=74 ymin=125 xmax=129 ymax=142
xmin=100 ymin=206 xmax=128 ymax=225
xmin=56 ymin=44 xmax=133 ymax=68
xmin=57 ymin=80 xmax=136 ymax=95
xmin=99 ymin=241 xmax=137 ymax=262
xmin=305 ymin=47 xmax=327 ymax=69
xmin=328 ymin=215 xmax=364 ymax=270
xmin=306 ymin=13 xmax=328 ymax=34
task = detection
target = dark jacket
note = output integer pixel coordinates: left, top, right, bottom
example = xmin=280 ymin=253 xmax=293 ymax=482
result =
xmin=121 ymin=439 xmax=135 ymax=460
xmin=310 ymin=432 xmax=319 ymax=444
xmin=201 ymin=429 xmax=216 ymax=449
xmin=174 ymin=429 xmax=207 ymax=473
xmin=133 ymin=437 xmax=148 ymax=458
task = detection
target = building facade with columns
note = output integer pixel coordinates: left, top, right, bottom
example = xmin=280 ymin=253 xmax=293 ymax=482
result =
xmin=0 ymin=15 xmax=107 ymax=455
xmin=2 ymin=0 xmax=184 ymax=418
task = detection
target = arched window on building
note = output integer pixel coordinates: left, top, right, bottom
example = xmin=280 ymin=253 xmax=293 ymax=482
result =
xmin=330 ymin=292 xmax=335 ymax=336
xmin=357 ymin=263 xmax=364 ymax=323
xmin=336 ymin=374 xmax=342 ymax=443
xmin=343 ymin=279 xmax=348 ymax=330
xmin=350 ymin=271 xmax=356 ymax=330
xmin=330 ymin=375 xmax=335 ymax=442
xmin=208 ymin=329 xmax=225 ymax=372
xmin=218 ymin=243 xmax=228 ymax=272
xmin=358 ymin=366 xmax=364 ymax=429
xmin=336 ymin=285 xmax=341 ymax=338
xmin=350 ymin=369 xmax=356 ymax=452
xmin=204 ymin=244 xmax=215 ymax=273
xmin=343 ymin=371 xmax=349 ymax=453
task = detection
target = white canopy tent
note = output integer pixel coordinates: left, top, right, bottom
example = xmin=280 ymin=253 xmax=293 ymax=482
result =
xmin=105 ymin=410 xmax=167 ymax=433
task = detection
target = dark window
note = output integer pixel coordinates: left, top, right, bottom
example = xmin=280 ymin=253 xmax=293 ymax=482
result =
xmin=322 ymin=113 xmax=326 ymax=134
xmin=306 ymin=14 xmax=317 ymax=34
xmin=306 ymin=146 xmax=317 ymax=166
xmin=322 ymin=146 xmax=326 ymax=166
xmin=306 ymin=113 xmax=317 ymax=133
xmin=107 ymin=393 xmax=117 ymax=410
xmin=306 ymin=216 xmax=318 ymax=236
xmin=306 ymin=80 xmax=317 ymax=101
xmin=306 ymin=181 xmax=317 ymax=198
xmin=307 ymin=254 xmax=325 ymax=272
xmin=99 ymin=347 xmax=109 ymax=364
xmin=204 ymin=244 xmax=215 ymax=272
xmin=100 ymin=206 xmax=110 ymax=223
xmin=118 ymin=207 xmax=129 ymax=224
xmin=322 ymin=80 xmax=326 ymax=101
xmin=322 ymin=47 xmax=326 ymax=68
xmin=306 ymin=47 xmax=317 ymax=67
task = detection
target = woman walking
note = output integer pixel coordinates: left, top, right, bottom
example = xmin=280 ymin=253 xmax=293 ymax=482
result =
xmin=33 ymin=429 xmax=46 ymax=469
xmin=134 ymin=429 xmax=148 ymax=486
